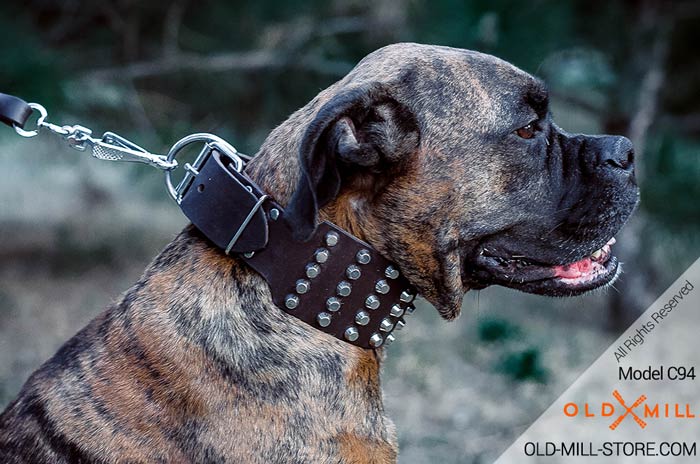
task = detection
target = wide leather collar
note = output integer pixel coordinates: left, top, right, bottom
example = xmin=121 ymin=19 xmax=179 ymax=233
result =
xmin=178 ymin=149 xmax=416 ymax=349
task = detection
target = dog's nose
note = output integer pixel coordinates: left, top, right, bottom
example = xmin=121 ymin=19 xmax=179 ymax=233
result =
xmin=598 ymin=136 xmax=635 ymax=173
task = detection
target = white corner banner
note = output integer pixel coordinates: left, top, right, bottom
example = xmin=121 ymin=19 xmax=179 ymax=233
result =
xmin=495 ymin=258 xmax=700 ymax=463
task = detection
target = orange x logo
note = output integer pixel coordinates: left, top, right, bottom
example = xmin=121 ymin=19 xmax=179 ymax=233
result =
xmin=609 ymin=390 xmax=647 ymax=430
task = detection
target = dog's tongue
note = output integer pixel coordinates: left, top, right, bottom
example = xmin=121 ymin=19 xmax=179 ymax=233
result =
xmin=553 ymin=238 xmax=616 ymax=280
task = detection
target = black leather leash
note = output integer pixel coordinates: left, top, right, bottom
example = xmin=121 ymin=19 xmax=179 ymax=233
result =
xmin=0 ymin=93 xmax=32 ymax=129
xmin=0 ymin=93 xmax=416 ymax=349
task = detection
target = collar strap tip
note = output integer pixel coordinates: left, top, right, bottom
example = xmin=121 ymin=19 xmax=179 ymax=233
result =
xmin=179 ymin=151 xmax=270 ymax=253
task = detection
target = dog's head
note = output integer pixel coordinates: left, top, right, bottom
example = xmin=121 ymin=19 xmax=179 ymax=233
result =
xmin=250 ymin=43 xmax=639 ymax=320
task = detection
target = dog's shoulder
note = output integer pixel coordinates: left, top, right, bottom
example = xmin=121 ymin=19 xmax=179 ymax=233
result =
xmin=0 ymin=307 xmax=118 ymax=462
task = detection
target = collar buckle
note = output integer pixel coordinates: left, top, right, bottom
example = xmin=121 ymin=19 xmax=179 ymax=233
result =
xmin=164 ymin=133 xmax=245 ymax=204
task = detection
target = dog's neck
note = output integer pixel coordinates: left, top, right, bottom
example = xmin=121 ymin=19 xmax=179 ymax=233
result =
xmin=152 ymin=226 xmax=378 ymax=355
xmin=115 ymin=226 xmax=397 ymax=458
xmin=130 ymin=114 xmax=393 ymax=418
xmin=150 ymin=126 xmax=385 ymax=358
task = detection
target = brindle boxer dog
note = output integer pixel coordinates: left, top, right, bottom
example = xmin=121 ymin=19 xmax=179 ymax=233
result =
xmin=0 ymin=43 xmax=638 ymax=463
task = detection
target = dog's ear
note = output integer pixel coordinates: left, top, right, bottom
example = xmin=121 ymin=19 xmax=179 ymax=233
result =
xmin=285 ymin=83 xmax=419 ymax=241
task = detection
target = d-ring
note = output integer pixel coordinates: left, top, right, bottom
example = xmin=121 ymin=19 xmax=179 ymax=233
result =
xmin=14 ymin=103 xmax=48 ymax=138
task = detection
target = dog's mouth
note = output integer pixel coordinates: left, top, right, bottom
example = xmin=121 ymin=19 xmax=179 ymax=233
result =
xmin=468 ymin=237 xmax=619 ymax=296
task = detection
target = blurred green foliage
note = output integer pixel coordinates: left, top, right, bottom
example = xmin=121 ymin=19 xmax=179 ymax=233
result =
xmin=499 ymin=347 xmax=548 ymax=383
xmin=477 ymin=317 xmax=520 ymax=343
xmin=478 ymin=317 xmax=547 ymax=382
xmin=644 ymin=135 xmax=700 ymax=226
xmin=1 ymin=0 xmax=697 ymax=230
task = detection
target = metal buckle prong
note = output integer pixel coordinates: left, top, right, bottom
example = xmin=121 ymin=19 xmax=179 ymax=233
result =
xmin=183 ymin=163 xmax=199 ymax=176
xmin=173 ymin=145 xmax=209 ymax=200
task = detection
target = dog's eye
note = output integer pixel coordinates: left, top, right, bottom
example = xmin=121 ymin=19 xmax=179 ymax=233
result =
xmin=515 ymin=123 xmax=536 ymax=139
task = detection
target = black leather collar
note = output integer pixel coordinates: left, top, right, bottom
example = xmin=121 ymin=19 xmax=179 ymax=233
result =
xmin=178 ymin=148 xmax=416 ymax=349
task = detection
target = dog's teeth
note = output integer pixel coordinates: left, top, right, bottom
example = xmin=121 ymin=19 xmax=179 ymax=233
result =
xmin=591 ymin=249 xmax=603 ymax=260
xmin=608 ymin=237 xmax=617 ymax=245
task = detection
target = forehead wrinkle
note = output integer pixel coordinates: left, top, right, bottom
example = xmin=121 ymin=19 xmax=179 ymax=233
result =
xmin=462 ymin=75 xmax=500 ymax=130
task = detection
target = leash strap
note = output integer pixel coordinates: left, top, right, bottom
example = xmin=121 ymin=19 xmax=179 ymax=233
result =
xmin=0 ymin=93 xmax=416 ymax=349
xmin=0 ymin=93 xmax=32 ymax=129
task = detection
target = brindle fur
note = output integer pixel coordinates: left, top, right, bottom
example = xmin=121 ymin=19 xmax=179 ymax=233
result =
xmin=0 ymin=231 xmax=394 ymax=463
xmin=0 ymin=43 xmax=637 ymax=463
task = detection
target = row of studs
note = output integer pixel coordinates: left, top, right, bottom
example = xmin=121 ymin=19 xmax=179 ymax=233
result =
xmin=284 ymin=231 xmax=375 ymax=310
xmin=345 ymin=300 xmax=415 ymax=348
xmin=324 ymin=258 xmax=411 ymax=344
xmin=285 ymin=231 xmax=396 ymax=312
xmin=315 ymin=268 xmax=405 ymax=331
xmin=353 ymin=293 xmax=412 ymax=328
xmin=344 ymin=290 xmax=415 ymax=348
xmin=324 ymin=229 xmax=413 ymax=348
xmin=384 ymin=301 xmax=416 ymax=346
xmin=281 ymin=230 xmax=415 ymax=348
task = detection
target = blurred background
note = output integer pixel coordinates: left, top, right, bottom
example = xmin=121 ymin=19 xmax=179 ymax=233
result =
xmin=0 ymin=0 xmax=698 ymax=462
